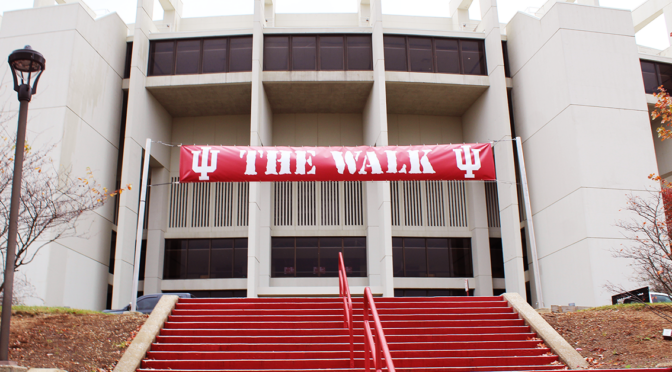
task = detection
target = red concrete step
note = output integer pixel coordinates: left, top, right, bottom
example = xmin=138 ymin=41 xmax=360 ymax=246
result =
xmin=137 ymin=365 xmax=568 ymax=372
xmin=146 ymin=348 xmax=551 ymax=360
xmin=170 ymin=306 xmax=514 ymax=316
xmin=159 ymin=326 xmax=530 ymax=337
xmin=174 ymin=301 xmax=508 ymax=310
xmin=155 ymin=332 xmax=539 ymax=344
xmin=181 ymin=296 xmax=504 ymax=303
xmin=141 ymin=355 xmax=559 ymax=370
xmin=167 ymin=312 xmax=520 ymax=322
xmin=150 ymin=340 xmax=545 ymax=352
xmin=162 ymin=319 xmax=525 ymax=329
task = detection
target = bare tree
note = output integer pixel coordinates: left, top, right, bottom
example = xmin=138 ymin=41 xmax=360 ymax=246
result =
xmin=0 ymin=108 xmax=125 ymax=293
xmin=613 ymin=189 xmax=672 ymax=294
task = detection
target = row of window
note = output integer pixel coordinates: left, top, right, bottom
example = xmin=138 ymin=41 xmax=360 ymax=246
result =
xmin=149 ymin=36 xmax=253 ymax=76
xmin=144 ymin=35 xmax=489 ymax=76
xmin=264 ymin=35 xmax=373 ymax=71
xmin=392 ymin=237 xmax=473 ymax=278
xmin=163 ymin=238 xmax=248 ymax=279
xmin=383 ymin=36 xmax=486 ymax=75
xmin=641 ymin=60 xmax=672 ymax=94
xmin=271 ymin=237 xmax=368 ymax=277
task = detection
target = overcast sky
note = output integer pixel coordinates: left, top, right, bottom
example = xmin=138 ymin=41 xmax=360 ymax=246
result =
xmin=0 ymin=0 xmax=667 ymax=50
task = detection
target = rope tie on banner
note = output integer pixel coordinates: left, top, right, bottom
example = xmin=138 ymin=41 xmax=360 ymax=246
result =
xmin=154 ymin=140 xmax=182 ymax=147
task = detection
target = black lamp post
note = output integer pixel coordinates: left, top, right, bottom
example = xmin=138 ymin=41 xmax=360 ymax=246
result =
xmin=1 ymin=46 xmax=45 ymax=361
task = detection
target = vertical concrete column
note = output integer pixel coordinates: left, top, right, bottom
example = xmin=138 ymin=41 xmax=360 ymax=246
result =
xmin=264 ymin=0 xmax=275 ymax=27
xmin=113 ymin=0 xmax=172 ymax=308
xmin=449 ymin=0 xmax=473 ymax=31
xmin=462 ymin=0 xmax=526 ymax=300
xmin=144 ymin=167 xmax=170 ymax=294
xmin=247 ymin=0 xmax=274 ymax=297
xmin=467 ymin=182 xmax=493 ymax=296
xmin=158 ymin=0 xmax=183 ymax=32
xmin=363 ymin=0 xmax=394 ymax=297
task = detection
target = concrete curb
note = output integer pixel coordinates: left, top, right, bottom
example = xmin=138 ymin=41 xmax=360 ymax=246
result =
xmin=503 ymin=293 xmax=589 ymax=369
xmin=112 ymin=295 xmax=179 ymax=372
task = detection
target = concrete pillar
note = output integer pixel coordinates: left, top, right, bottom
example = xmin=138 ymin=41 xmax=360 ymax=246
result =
xmin=247 ymin=0 xmax=274 ymax=298
xmin=264 ymin=0 xmax=275 ymax=27
xmin=33 ymin=0 xmax=55 ymax=7
xmin=362 ymin=0 xmax=394 ymax=297
xmin=359 ymin=0 xmax=371 ymax=27
xmin=462 ymin=0 xmax=527 ymax=300
xmin=144 ymin=167 xmax=170 ymax=294
xmin=158 ymin=0 xmax=183 ymax=32
xmin=449 ymin=0 xmax=473 ymax=31
xmin=113 ymin=0 xmax=172 ymax=308
xmin=467 ymin=182 xmax=493 ymax=296
xmin=576 ymin=0 xmax=599 ymax=5
xmin=665 ymin=4 xmax=672 ymax=50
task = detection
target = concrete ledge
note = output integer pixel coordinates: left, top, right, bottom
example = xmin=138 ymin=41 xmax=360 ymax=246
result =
xmin=112 ymin=295 xmax=179 ymax=372
xmin=503 ymin=293 xmax=589 ymax=369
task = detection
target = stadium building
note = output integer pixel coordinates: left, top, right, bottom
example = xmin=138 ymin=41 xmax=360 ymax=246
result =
xmin=0 ymin=0 xmax=668 ymax=310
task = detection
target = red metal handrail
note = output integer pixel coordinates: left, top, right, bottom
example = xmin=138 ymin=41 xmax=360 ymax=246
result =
xmin=338 ymin=252 xmax=354 ymax=368
xmin=362 ymin=287 xmax=396 ymax=372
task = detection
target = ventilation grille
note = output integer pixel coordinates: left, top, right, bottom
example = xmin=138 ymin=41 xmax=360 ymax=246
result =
xmin=168 ymin=179 xmax=248 ymax=230
xmin=390 ymin=180 xmax=468 ymax=229
xmin=485 ymin=181 xmax=501 ymax=228
xmin=273 ymin=181 xmax=364 ymax=228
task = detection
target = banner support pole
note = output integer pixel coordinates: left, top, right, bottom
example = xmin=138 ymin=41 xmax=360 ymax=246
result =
xmin=514 ymin=137 xmax=544 ymax=308
xmin=130 ymin=138 xmax=152 ymax=312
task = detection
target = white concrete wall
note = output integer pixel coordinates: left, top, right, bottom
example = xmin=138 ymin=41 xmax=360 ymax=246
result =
xmin=0 ymin=4 xmax=127 ymax=309
xmin=387 ymin=115 xmax=463 ymax=145
xmin=272 ymin=113 xmax=363 ymax=146
xmin=506 ymin=3 xmax=660 ymax=306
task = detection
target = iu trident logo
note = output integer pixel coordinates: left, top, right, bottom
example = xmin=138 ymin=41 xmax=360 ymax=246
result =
xmin=453 ymin=145 xmax=481 ymax=179
xmin=192 ymin=147 xmax=220 ymax=180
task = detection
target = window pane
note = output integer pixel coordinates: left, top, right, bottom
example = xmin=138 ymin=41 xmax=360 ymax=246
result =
xmin=435 ymin=39 xmax=460 ymax=74
xmin=320 ymin=36 xmax=344 ymax=70
xmin=264 ymin=36 xmax=289 ymax=71
xmin=489 ymin=238 xmax=505 ymax=279
xmin=272 ymin=238 xmax=295 ymax=277
xmin=659 ymin=63 xmax=672 ymax=94
xmin=461 ymin=40 xmax=485 ymax=75
xmin=123 ymin=42 xmax=133 ymax=79
xmin=210 ymin=239 xmax=233 ymax=279
xmin=320 ymin=238 xmax=341 ymax=277
xmin=343 ymin=237 xmax=367 ymax=277
xmin=502 ymin=40 xmax=511 ymax=77
xmin=292 ymin=36 xmax=317 ymax=71
xmin=347 ymin=36 xmax=372 ymax=70
xmin=203 ymin=38 xmax=227 ymax=73
xmin=393 ymin=238 xmax=403 ymax=277
xmin=383 ymin=36 xmax=407 ymax=71
xmin=449 ymin=238 xmax=473 ymax=277
xmin=404 ymin=238 xmax=427 ymax=277
xmin=175 ymin=40 xmax=200 ymax=75
xmin=427 ymin=238 xmax=449 ymax=277
xmin=230 ymin=36 xmax=253 ymax=72
xmin=234 ymin=238 xmax=248 ymax=278
xmin=187 ymin=240 xmax=210 ymax=279
xmin=296 ymin=237 xmax=319 ymax=276
xmin=151 ymin=41 xmax=174 ymax=76
xmin=163 ymin=240 xmax=187 ymax=279
xmin=408 ymin=37 xmax=433 ymax=72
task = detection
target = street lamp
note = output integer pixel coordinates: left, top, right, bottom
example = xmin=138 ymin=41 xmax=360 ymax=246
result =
xmin=1 ymin=46 xmax=45 ymax=362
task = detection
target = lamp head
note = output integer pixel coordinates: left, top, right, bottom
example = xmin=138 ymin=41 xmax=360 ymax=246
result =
xmin=8 ymin=45 xmax=46 ymax=102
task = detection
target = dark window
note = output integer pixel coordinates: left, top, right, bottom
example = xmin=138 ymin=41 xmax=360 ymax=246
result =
xmin=163 ymin=238 xmax=248 ymax=279
xmin=409 ymin=37 xmax=433 ymax=72
xmin=263 ymin=35 xmax=372 ymax=71
xmin=202 ymin=38 xmax=227 ymax=73
xmin=461 ymin=39 xmax=485 ymax=75
xmin=347 ymin=36 xmax=373 ymax=70
xmin=489 ymin=238 xmax=505 ymax=279
xmin=435 ymin=38 xmax=460 ymax=74
xmin=502 ymin=40 xmax=511 ymax=77
xmin=659 ymin=63 xmax=672 ymax=93
xmin=383 ymin=35 xmax=407 ymax=71
xmin=383 ymin=35 xmax=486 ymax=76
xmin=123 ymin=42 xmax=133 ymax=78
xmin=109 ymin=231 xmax=117 ymax=274
xmin=493 ymin=288 xmax=506 ymax=296
xmin=175 ymin=39 xmax=201 ymax=74
xmin=139 ymin=239 xmax=147 ymax=280
xmin=521 ymin=228 xmax=529 ymax=271
xmin=641 ymin=61 xmax=658 ymax=94
xmin=392 ymin=237 xmax=473 ymax=277
xmin=292 ymin=36 xmax=317 ymax=71
xmin=394 ymin=288 xmax=474 ymax=297
xmin=229 ymin=36 xmax=253 ymax=72
xmin=320 ymin=36 xmax=344 ymax=70
xmin=265 ymin=36 xmax=290 ymax=71
xmin=150 ymin=40 xmax=175 ymax=75
xmin=148 ymin=36 xmax=252 ymax=76
xmin=271 ymin=237 xmax=367 ymax=277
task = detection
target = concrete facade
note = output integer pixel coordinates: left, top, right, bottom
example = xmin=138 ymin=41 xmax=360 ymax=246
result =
xmin=0 ymin=0 xmax=668 ymax=309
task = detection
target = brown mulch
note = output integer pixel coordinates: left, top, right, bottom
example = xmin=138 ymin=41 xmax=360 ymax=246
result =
xmin=8 ymin=311 xmax=147 ymax=372
xmin=541 ymin=305 xmax=672 ymax=369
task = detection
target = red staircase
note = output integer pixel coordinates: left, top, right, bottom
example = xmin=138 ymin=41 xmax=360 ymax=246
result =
xmin=137 ymin=295 xmax=577 ymax=372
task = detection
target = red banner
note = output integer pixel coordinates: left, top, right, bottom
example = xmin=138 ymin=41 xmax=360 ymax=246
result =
xmin=180 ymin=144 xmax=495 ymax=183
